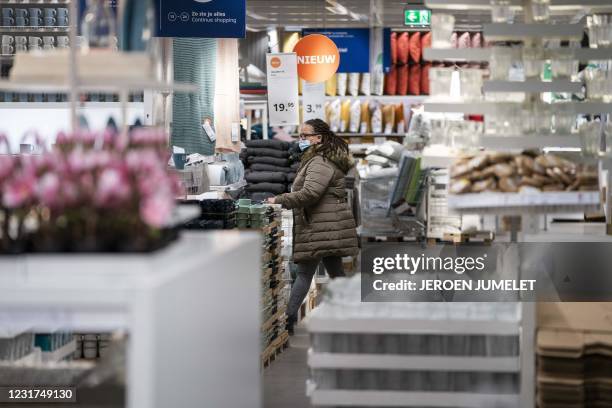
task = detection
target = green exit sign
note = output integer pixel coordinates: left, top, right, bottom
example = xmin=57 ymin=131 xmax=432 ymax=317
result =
xmin=404 ymin=9 xmax=431 ymax=26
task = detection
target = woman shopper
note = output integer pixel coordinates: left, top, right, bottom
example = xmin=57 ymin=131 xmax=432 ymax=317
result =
xmin=267 ymin=119 xmax=359 ymax=335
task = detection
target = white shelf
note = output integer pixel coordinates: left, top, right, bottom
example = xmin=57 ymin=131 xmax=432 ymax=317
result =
xmin=483 ymin=79 xmax=582 ymax=93
xmin=308 ymin=307 xmax=520 ymax=335
xmin=448 ymin=191 xmax=601 ymax=214
xmin=557 ymin=48 xmax=612 ymax=62
xmin=0 ymin=102 xmax=144 ymax=109
xmin=421 ymin=147 xmax=470 ymax=168
xmin=0 ymin=79 xmax=198 ymax=93
xmin=308 ymin=350 xmax=520 ymax=372
xmin=322 ymin=95 xmax=427 ymax=102
xmin=0 ymin=232 xmax=262 ymax=408
xmin=484 ymin=23 xmax=583 ymax=41
xmin=309 ymin=389 xmax=520 ymax=407
xmin=14 ymin=348 xmax=42 ymax=365
xmin=243 ymin=95 xmax=428 ymax=103
xmin=41 ymin=339 xmax=76 ymax=363
xmin=425 ymin=100 xmax=513 ymax=114
xmin=0 ymin=26 xmax=70 ymax=33
xmin=425 ymin=100 xmax=612 ymax=114
xmin=209 ymin=179 xmax=247 ymax=192
xmin=480 ymin=134 xmax=582 ymax=149
xmin=0 ymin=323 xmax=32 ymax=339
xmin=425 ymin=47 xmax=612 ymax=63
xmin=0 ymin=1 xmax=70 ymax=5
xmin=424 ymin=48 xmax=492 ymax=62
xmin=572 ymin=102 xmax=612 ymax=114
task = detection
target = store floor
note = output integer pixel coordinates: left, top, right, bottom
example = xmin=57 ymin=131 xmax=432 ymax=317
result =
xmin=263 ymin=323 xmax=312 ymax=408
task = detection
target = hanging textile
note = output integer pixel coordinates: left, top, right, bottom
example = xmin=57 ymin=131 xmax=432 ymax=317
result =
xmin=214 ymin=39 xmax=241 ymax=153
xmin=172 ymin=38 xmax=217 ymax=155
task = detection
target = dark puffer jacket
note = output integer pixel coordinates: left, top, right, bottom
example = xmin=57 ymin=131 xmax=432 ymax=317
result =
xmin=275 ymin=145 xmax=359 ymax=263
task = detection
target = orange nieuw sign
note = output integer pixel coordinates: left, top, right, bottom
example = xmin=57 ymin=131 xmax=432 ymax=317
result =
xmin=293 ymin=34 xmax=340 ymax=83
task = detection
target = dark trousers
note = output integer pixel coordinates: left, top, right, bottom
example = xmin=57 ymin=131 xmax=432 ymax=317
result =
xmin=287 ymin=256 xmax=345 ymax=320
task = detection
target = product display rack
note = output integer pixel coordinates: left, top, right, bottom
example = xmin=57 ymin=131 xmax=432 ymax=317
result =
xmin=422 ymin=0 xmax=612 ymax=223
xmin=0 ymin=232 xmax=262 ymax=408
xmin=0 ymin=0 xmax=198 ymax=132
xmin=306 ymin=302 xmax=536 ymax=407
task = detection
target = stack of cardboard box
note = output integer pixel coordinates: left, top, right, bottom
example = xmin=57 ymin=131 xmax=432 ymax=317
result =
xmin=537 ymin=303 xmax=612 ymax=407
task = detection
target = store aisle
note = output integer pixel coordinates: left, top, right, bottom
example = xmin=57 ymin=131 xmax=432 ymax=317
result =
xmin=263 ymin=324 xmax=312 ymax=408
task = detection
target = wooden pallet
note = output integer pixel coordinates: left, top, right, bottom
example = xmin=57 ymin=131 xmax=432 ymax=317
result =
xmin=363 ymin=235 xmax=415 ymax=243
xmin=261 ymin=331 xmax=290 ymax=368
xmin=428 ymin=231 xmax=495 ymax=245
xmin=261 ymin=307 xmax=286 ymax=332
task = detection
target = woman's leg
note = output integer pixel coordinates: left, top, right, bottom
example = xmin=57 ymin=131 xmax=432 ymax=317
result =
xmin=322 ymin=256 xmax=346 ymax=279
xmin=286 ymin=259 xmax=319 ymax=334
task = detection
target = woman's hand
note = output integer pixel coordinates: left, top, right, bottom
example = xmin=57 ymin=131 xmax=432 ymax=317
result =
xmin=266 ymin=197 xmax=276 ymax=204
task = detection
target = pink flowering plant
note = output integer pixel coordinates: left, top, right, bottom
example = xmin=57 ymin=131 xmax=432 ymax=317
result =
xmin=0 ymin=129 xmax=183 ymax=253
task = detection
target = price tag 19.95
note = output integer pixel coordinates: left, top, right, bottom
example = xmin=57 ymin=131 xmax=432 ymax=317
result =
xmin=266 ymin=53 xmax=300 ymax=126
xmin=302 ymin=81 xmax=326 ymax=122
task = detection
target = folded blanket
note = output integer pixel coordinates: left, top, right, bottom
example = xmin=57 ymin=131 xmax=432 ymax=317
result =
xmin=245 ymin=139 xmax=290 ymax=150
xmin=245 ymin=171 xmax=287 ymax=183
xmin=249 ymin=163 xmax=293 ymax=173
xmin=248 ymin=156 xmax=290 ymax=167
xmin=246 ymin=148 xmax=289 ymax=159
xmin=246 ymin=182 xmax=287 ymax=194
xmin=247 ymin=192 xmax=275 ymax=202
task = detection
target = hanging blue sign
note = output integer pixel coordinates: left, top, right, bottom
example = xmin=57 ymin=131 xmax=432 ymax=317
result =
xmin=154 ymin=0 xmax=246 ymax=38
xmin=302 ymin=28 xmax=370 ymax=73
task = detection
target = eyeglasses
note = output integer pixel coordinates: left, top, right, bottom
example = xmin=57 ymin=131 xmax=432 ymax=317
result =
xmin=298 ymin=133 xmax=320 ymax=139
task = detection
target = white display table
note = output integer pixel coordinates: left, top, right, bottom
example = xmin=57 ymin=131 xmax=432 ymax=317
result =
xmin=0 ymin=231 xmax=262 ymax=408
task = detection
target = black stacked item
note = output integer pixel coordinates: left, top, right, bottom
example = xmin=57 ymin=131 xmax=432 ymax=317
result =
xmin=183 ymin=199 xmax=237 ymax=230
xmin=240 ymin=140 xmax=300 ymax=201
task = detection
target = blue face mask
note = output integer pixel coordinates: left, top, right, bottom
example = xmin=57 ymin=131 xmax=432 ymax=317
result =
xmin=298 ymin=139 xmax=311 ymax=151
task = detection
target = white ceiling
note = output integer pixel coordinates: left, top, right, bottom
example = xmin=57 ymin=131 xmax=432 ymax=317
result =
xmin=246 ymin=0 xmax=434 ymax=28
xmin=246 ymin=0 xmax=578 ymax=29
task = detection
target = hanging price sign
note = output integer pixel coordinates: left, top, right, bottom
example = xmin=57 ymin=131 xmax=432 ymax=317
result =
xmin=266 ymin=53 xmax=300 ymax=126
xmin=302 ymin=81 xmax=326 ymax=122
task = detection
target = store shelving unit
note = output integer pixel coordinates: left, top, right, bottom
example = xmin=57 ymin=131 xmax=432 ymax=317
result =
xmin=306 ymin=302 xmax=536 ymax=407
xmin=0 ymin=1 xmax=198 ymax=132
xmin=0 ymin=232 xmax=262 ymax=408
xmin=423 ymin=0 xmax=612 ymax=230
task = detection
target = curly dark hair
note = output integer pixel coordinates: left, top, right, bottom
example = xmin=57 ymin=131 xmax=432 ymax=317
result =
xmin=304 ymin=118 xmax=349 ymax=156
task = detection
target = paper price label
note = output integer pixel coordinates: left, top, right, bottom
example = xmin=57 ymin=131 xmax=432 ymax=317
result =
xmin=266 ymin=53 xmax=300 ymax=126
xmin=302 ymin=81 xmax=326 ymax=122
xmin=203 ymin=120 xmax=216 ymax=141
xmin=271 ymin=102 xmax=296 ymax=113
